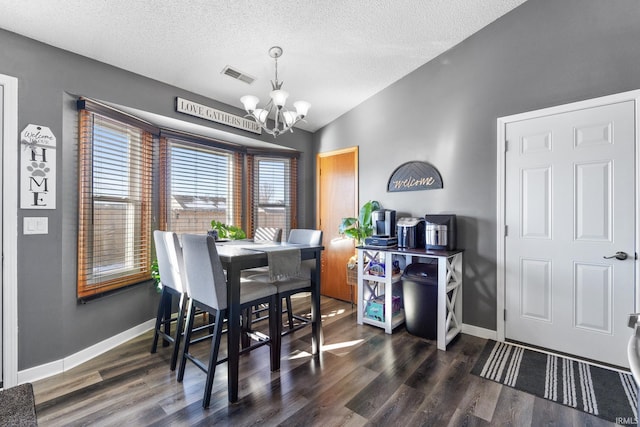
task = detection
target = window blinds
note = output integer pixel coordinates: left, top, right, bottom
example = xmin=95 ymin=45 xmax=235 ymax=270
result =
xmin=249 ymin=156 xmax=297 ymax=239
xmin=77 ymin=109 xmax=152 ymax=298
xmin=160 ymin=138 xmax=244 ymax=235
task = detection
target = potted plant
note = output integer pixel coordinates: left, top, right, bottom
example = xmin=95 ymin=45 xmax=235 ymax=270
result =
xmin=339 ymin=200 xmax=381 ymax=246
xmin=339 ymin=200 xmax=381 ymax=272
xmin=210 ymin=220 xmax=247 ymax=240
xmin=150 ymin=259 xmax=162 ymax=293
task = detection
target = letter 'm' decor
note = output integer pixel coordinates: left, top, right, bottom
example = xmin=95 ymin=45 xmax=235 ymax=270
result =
xmin=20 ymin=124 xmax=56 ymax=209
xmin=387 ymin=161 xmax=443 ymax=192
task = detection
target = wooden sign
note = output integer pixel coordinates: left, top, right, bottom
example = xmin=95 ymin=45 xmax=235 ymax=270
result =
xmin=387 ymin=161 xmax=443 ymax=192
xmin=176 ymin=97 xmax=262 ymax=135
xmin=20 ymin=124 xmax=56 ymax=209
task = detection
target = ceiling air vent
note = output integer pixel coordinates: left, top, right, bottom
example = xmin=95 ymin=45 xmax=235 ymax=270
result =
xmin=221 ymin=66 xmax=255 ymax=84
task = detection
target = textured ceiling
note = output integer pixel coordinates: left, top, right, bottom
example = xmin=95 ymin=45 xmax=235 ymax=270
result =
xmin=0 ymin=0 xmax=527 ymax=132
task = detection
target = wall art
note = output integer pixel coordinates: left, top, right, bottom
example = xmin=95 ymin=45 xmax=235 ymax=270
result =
xmin=387 ymin=161 xmax=443 ymax=192
xmin=20 ymin=124 xmax=56 ymax=209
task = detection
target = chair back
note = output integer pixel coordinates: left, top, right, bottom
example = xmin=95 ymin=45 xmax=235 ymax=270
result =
xmin=181 ymin=234 xmax=228 ymax=310
xmin=153 ymin=230 xmax=185 ymax=293
xmin=254 ymin=227 xmax=282 ymax=242
xmin=288 ymin=229 xmax=323 ymax=245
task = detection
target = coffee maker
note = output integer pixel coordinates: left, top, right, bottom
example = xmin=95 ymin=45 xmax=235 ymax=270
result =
xmin=371 ymin=209 xmax=396 ymax=237
xmin=424 ymin=214 xmax=456 ymax=250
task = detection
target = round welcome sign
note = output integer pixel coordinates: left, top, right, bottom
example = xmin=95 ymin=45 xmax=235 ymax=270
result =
xmin=387 ymin=161 xmax=443 ymax=192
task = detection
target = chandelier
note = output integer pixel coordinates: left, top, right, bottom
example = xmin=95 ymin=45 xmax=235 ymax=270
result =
xmin=240 ymin=46 xmax=310 ymax=137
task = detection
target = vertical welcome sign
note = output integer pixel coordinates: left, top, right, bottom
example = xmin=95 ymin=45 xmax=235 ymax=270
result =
xmin=20 ymin=124 xmax=56 ymax=209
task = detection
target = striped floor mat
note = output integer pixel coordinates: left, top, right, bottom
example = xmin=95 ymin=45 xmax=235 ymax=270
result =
xmin=471 ymin=340 xmax=637 ymax=423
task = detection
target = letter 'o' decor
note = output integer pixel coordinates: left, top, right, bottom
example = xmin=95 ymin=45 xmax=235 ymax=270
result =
xmin=387 ymin=161 xmax=443 ymax=192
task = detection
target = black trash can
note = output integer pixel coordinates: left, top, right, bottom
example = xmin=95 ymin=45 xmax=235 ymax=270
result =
xmin=402 ymin=262 xmax=438 ymax=339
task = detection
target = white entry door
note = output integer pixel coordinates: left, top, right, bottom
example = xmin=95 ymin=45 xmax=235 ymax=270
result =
xmin=505 ymin=100 xmax=636 ymax=367
xmin=0 ymin=82 xmax=4 ymax=384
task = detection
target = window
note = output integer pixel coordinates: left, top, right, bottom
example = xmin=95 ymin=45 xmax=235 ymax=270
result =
xmin=159 ymin=138 xmax=244 ymax=235
xmin=77 ymin=109 xmax=152 ymax=298
xmin=77 ymin=98 xmax=301 ymax=299
xmin=250 ymin=155 xmax=297 ymax=239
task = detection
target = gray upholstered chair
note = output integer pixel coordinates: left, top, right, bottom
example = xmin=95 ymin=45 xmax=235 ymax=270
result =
xmin=246 ymin=226 xmax=283 ymax=322
xmin=177 ymin=234 xmax=280 ymax=408
xmin=253 ymin=226 xmax=282 ymax=242
xmin=151 ymin=230 xmax=187 ymax=371
xmin=281 ymin=229 xmax=323 ymax=331
xmin=244 ymin=229 xmax=322 ymax=334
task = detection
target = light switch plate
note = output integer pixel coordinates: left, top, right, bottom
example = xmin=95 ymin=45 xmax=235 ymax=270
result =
xmin=24 ymin=217 xmax=48 ymax=235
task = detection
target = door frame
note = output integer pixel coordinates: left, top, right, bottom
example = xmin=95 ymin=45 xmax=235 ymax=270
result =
xmin=496 ymin=89 xmax=640 ymax=342
xmin=1 ymin=73 xmax=19 ymax=388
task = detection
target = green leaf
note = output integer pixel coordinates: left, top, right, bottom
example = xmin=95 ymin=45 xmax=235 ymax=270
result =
xmin=210 ymin=220 xmax=246 ymax=240
xmin=338 ymin=200 xmax=381 ymax=245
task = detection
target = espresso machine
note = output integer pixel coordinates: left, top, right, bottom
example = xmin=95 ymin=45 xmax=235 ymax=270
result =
xmin=371 ymin=209 xmax=396 ymax=237
xmin=365 ymin=209 xmax=397 ymax=246
xmin=424 ymin=214 xmax=456 ymax=250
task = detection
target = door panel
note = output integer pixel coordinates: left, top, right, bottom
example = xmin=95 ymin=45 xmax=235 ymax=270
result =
xmin=574 ymin=263 xmax=611 ymax=332
xmin=505 ymin=100 xmax=635 ymax=367
xmin=317 ymin=148 xmax=358 ymax=302
xmin=520 ymin=258 xmax=551 ymax=321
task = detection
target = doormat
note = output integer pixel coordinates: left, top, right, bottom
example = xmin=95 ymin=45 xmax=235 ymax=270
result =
xmin=0 ymin=383 xmax=38 ymax=426
xmin=471 ymin=340 xmax=637 ymax=424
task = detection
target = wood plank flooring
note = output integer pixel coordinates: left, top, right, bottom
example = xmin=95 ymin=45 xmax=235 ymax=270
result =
xmin=31 ymin=296 xmax=616 ymax=426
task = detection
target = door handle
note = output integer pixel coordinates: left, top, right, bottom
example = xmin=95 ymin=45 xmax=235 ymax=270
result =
xmin=603 ymin=251 xmax=628 ymax=261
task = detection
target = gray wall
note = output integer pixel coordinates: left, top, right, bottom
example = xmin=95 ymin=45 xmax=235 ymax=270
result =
xmin=5 ymin=0 xmax=640 ymax=372
xmin=315 ymin=0 xmax=640 ymax=330
xmin=0 ymin=29 xmax=314 ymax=370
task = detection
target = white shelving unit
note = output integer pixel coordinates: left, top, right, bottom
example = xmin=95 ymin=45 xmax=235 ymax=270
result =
xmin=357 ymin=249 xmax=404 ymax=334
xmin=356 ymin=246 xmax=464 ymax=351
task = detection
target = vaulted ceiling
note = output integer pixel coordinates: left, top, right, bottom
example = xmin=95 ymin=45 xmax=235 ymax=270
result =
xmin=0 ymin=0 xmax=527 ymax=132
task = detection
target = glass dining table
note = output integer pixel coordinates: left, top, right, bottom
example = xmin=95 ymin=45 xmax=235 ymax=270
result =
xmin=215 ymin=240 xmax=324 ymax=403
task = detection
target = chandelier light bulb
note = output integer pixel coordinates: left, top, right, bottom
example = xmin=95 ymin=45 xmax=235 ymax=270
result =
xmin=293 ymin=100 xmax=311 ymax=118
xmin=282 ymin=111 xmax=296 ymax=126
xmin=254 ymin=108 xmax=268 ymax=124
xmin=270 ymin=90 xmax=289 ymax=108
xmin=240 ymin=95 xmax=259 ymax=112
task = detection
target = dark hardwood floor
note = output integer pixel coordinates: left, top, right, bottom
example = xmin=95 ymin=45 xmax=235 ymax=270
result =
xmin=31 ymin=296 xmax=615 ymax=426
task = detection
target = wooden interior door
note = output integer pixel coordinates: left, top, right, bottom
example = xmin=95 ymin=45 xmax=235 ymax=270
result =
xmin=317 ymin=147 xmax=358 ymax=302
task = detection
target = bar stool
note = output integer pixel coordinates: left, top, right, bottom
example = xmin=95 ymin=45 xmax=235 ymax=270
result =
xmin=281 ymin=229 xmax=322 ymax=332
xmin=246 ymin=226 xmax=282 ymax=323
xmin=177 ymin=234 xmax=280 ymax=408
xmin=254 ymin=226 xmax=282 ymax=242
xmin=150 ymin=230 xmax=188 ymax=371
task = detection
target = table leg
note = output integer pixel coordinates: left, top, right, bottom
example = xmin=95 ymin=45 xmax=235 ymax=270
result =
xmin=311 ymin=249 xmax=323 ymax=354
xmin=227 ymin=265 xmax=241 ymax=403
xmin=270 ymin=294 xmax=282 ymax=371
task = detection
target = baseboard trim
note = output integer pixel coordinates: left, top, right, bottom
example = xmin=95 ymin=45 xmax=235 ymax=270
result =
xmin=17 ymin=320 xmax=497 ymax=384
xmin=17 ymin=319 xmax=155 ymax=384
xmin=462 ymin=323 xmax=497 ymax=341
